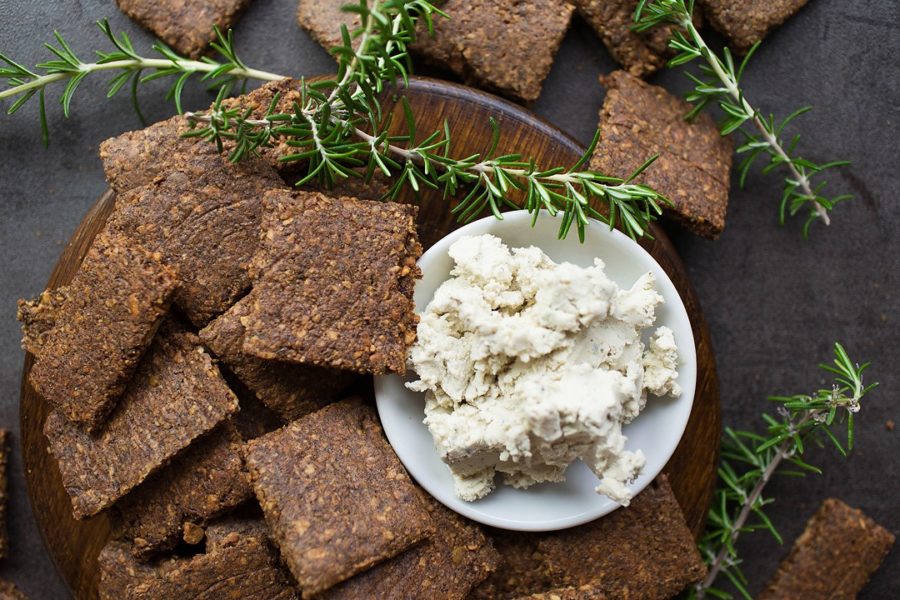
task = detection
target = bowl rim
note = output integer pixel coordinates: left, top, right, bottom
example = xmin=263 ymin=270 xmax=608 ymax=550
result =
xmin=375 ymin=210 xmax=698 ymax=531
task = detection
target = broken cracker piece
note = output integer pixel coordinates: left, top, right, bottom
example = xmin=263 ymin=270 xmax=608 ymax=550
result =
xmin=296 ymin=0 xmax=359 ymax=53
xmin=114 ymin=0 xmax=252 ymax=58
xmin=322 ymin=489 xmax=499 ymax=599
xmin=592 ymin=70 xmax=733 ymax=239
xmin=114 ymin=422 xmax=252 ymax=558
xmin=26 ymin=230 xmax=177 ymax=430
xmin=241 ymin=190 xmax=421 ymax=375
xmin=245 ymin=399 xmax=433 ymax=596
xmin=201 ymin=293 xmax=358 ymax=421
xmin=759 ymin=498 xmax=895 ymax=600
xmin=45 ymin=322 xmax=238 ymax=519
xmin=701 ymin=0 xmax=810 ymax=53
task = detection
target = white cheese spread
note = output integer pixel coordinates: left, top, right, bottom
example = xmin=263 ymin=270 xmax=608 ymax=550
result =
xmin=407 ymin=234 xmax=681 ymax=504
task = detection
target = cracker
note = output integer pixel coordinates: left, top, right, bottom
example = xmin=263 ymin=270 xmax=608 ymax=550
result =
xmin=297 ymin=0 xmax=359 ymax=54
xmin=241 ymin=190 xmax=421 ymax=375
xmin=573 ymin=0 xmax=700 ymax=77
xmin=322 ymin=489 xmax=498 ymax=599
xmin=759 ymin=498 xmax=895 ymax=599
xmin=114 ymin=422 xmax=252 ymax=558
xmin=114 ymin=0 xmax=252 ymax=58
xmin=538 ymin=475 xmax=706 ymax=599
xmin=98 ymin=522 xmax=297 ymax=600
xmin=514 ymin=586 xmax=608 ymax=600
xmin=591 ymin=70 xmax=733 ymax=239
xmin=26 ymin=230 xmax=177 ymax=430
xmin=200 ymin=293 xmax=358 ymax=420
xmin=101 ymin=120 xmax=287 ymax=326
xmin=701 ymin=0 xmax=810 ymax=53
xmin=0 ymin=578 xmax=28 ymax=600
xmin=0 ymin=430 xmax=8 ymax=560
xmin=469 ymin=530 xmax=554 ymax=599
xmin=244 ymin=399 xmax=433 ymax=596
xmin=45 ymin=322 xmax=239 ymax=519
xmin=412 ymin=0 xmax=574 ymax=103
xmin=16 ymin=288 xmax=69 ymax=356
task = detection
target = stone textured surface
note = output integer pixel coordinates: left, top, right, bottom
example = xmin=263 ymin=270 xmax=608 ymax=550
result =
xmin=0 ymin=1 xmax=898 ymax=598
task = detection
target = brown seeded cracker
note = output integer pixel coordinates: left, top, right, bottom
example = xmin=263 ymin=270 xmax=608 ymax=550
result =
xmin=297 ymin=0 xmax=360 ymax=53
xmin=0 ymin=578 xmax=28 ymax=600
xmin=469 ymin=530 xmax=554 ymax=599
xmin=101 ymin=117 xmax=288 ymax=326
xmin=573 ymin=0 xmax=701 ymax=77
xmin=114 ymin=422 xmax=252 ymax=558
xmin=114 ymin=0 xmax=252 ymax=58
xmin=537 ymin=476 xmax=706 ymax=600
xmin=44 ymin=322 xmax=239 ymax=519
xmin=244 ymin=399 xmax=433 ymax=596
xmin=0 ymin=430 xmax=8 ymax=560
xmin=759 ymin=498 xmax=895 ymax=600
xmin=98 ymin=521 xmax=297 ymax=600
xmin=410 ymin=0 xmax=574 ymax=103
xmin=26 ymin=230 xmax=177 ymax=430
xmin=16 ymin=288 xmax=69 ymax=356
xmin=242 ymin=190 xmax=421 ymax=375
xmin=200 ymin=293 xmax=359 ymax=421
xmin=322 ymin=489 xmax=499 ymax=599
xmin=592 ymin=70 xmax=733 ymax=239
xmin=700 ymin=0 xmax=810 ymax=53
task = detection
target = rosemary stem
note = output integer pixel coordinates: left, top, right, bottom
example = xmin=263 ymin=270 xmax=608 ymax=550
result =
xmin=0 ymin=58 xmax=284 ymax=102
xmin=680 ymin=16 xmax=830 ymax=225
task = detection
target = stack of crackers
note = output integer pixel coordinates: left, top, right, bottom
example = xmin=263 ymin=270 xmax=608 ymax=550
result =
xmin=17 ymin=83 xmax=712 ymax=598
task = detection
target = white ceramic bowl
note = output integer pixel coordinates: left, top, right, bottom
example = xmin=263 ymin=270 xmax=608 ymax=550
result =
xmin=375 ymin=211 xmax=697 ymax=531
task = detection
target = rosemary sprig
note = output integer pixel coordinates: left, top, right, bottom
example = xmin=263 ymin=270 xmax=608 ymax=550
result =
xmin=0 ymin=19 xmax=282 ymax=144
xmin=634 ymin=0 xmax=853 ymax=237
xmin=183 ymin=0 xmax=669 ymax=241
xmin=694 ymin=343 xmax=876 ymax=599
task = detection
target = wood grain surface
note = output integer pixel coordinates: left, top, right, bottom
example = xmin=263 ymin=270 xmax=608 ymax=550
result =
xmin=19 ymin=77 xmax=721 ymax=599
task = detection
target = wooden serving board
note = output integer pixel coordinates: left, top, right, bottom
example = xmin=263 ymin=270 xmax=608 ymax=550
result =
xmin=20 ymin=77 xmax=720 ymax=599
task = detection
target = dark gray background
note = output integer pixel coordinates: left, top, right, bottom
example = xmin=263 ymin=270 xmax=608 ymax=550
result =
xmin=1 ymin=0 xmax=897 ymax=597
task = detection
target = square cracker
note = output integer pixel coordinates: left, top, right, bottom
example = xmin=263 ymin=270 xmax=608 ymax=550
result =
xmin=573 ymin=0 xmax=701 ymax=77
xmin=321 ymin=489 xmax=499 ymax=599
xmin=114 ymin=422 xmax=252 ymax=558
xmin=114 ymin=0 xmax=252 ymax=58
xmin=701 ymin=0 xmax=810 ymax=53
xmin=45 ymin=322 xmax=239 ymax=519
xmin=200 ymin=293 xmax=358 ymax=421
xmin=591 ymin=70 xmax=733 ymax=239
xmin=244 ymin=399 xmax=433 ymax=596
xmin=537 ymin=475 xmax=706 ymax=599
xmin=759 ymin=498 xmax=895 ymax=599
xmin=101 ymin=117 xmax=288 ymax=326
xmin=26 ymin=230 xmax=177 ymax=430
xmin=412 ymin=0 xmax=574 ymax=103
xmin=98 ymin=519 xmax=297 ymax=600
xmin=241 ymin=190 xmax=421 ymax=375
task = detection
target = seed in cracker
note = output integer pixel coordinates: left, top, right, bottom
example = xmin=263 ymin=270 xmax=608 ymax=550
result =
xmin=411 ymin=0 xmax=574 ymax=103
xmin=322 ymin=488 xmax=499 ymax=599
xmin=26 ymin=230 xmax=177 ymax=430
xmin=114 ymin=0 xmax=252 ymax=58
xmin=201 ymin=293 xmax=358 ymax=421
xmin=759 ymin=498 xmax=895 ymax=599
xmin=114 ymin=422 xmax=251 ymax=558
xmin=537 ymin=475 xmax=706 ymax=599
xmin=98 ymin=519 xmax=297 ymax=600
xmin=591 ymin=70 xmax=733 ymax=239
xmin=241 ymin=190 xmax=421 ymax=375
xmin=44 ymin=322 xmax=239 ymax=519
xmin=701 ymin=0 xmax=810 ymax=53
xmin=244 ymin=398 xmax=433 ymax=596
